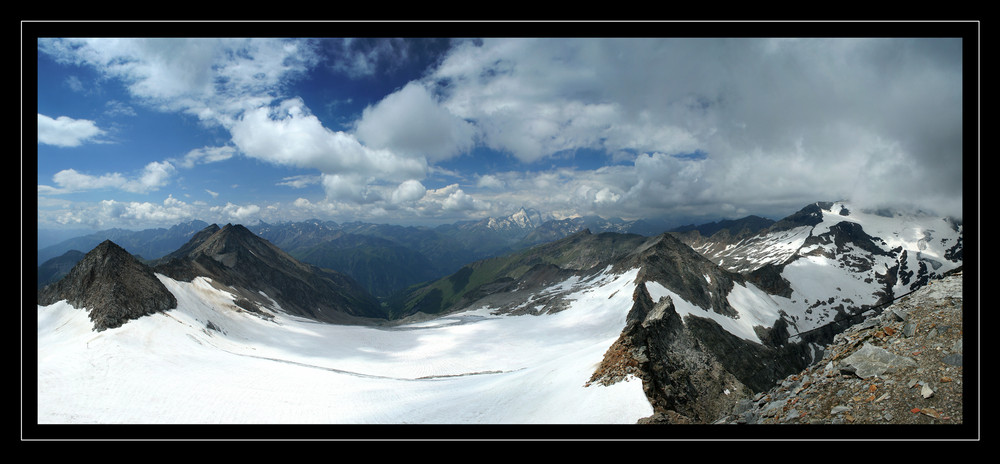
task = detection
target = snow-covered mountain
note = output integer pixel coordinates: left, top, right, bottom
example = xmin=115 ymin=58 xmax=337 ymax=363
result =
xmin=33 ymin=200 xmax=964 ymax=428
xmin=483 ymin=206 xmax=544 ymax=231
xmin=670 ymin=201 xmax=963 ymax=337
xmin=385 ymin=200 xmax=965 ymax=423
xmin=37 ymin=251 xmax=653 ymax=425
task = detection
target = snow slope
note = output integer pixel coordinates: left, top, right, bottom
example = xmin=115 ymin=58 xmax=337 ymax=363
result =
xmin=36 ymin=269 xmax=652 ymax=424
xmin=672 ymin=201 xmax=963 ymax=340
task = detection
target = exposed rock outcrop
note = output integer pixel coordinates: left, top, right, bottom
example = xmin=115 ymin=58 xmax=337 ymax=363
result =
xmin=37 ymin=240 xmax=177 ymax=331
xmin=154 ymin=223 xmax=385 ymax=323
xmin=590 ymin=277 xmax=815 ymax=424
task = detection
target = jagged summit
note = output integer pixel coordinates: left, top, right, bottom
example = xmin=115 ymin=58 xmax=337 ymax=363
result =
xmin=152 ymin=223 xmax=221 ymax=265
xmin=154 ymin=223 xmax=385 ymax=323
xmin=37 ymin=239 xmax=177 ymax=331
xmin=625 ymin=232 xmax=744 ymax=318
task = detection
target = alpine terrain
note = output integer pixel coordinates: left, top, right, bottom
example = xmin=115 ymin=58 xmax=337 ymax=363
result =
xmin=34 ymin=200 xmax=965 ymax=431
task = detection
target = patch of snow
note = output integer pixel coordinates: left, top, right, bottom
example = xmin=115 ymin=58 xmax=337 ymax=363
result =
xmin=644 ymin=280 xmax=772 ymax=343
xmin=36 ymin=271 xmax=651 ymax=424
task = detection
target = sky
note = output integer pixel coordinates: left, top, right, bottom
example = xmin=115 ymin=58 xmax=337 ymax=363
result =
xmin=31 ymin=24 xmax=971 ymax=232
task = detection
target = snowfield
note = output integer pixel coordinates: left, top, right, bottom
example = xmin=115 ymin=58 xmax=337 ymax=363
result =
xmin=36 ymin=269 xmax=653 ymax=425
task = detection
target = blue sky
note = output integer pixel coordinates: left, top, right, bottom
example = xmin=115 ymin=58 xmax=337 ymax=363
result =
xmin=33 ymin=28 xmax=970 ymax=232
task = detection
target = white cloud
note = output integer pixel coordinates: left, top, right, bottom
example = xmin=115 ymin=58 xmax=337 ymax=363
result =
xmin=391 ymin=179 xmax=427 ymax=204
xmin=57 ymin=195 xmax=196 ymax=228
xmin=46 ymin=161 xmax=175 ymax=194
xmin=423 ymin=37 xmax=964 ymax=219
xmin=476 ymin=174 xmax=505 ymax=190
xmin=37 ymin=37 xmax=964 ymax=226
xmin=277 ymin=175 xmax=320 ymax=189
xmin=212 ymin=202 xmax=262 ymax=222
xmin=37 ymin=114 xmax=105 ymax=147
xmin=50 ymin=169 xmax=126 ymax=192
xmin=132 ymin=161 xmax=176 ymax=193
xmin=319 ymin=173 xmax=381 ymax=204
xmin=230 ymin=98 xmax=428 ymax=200
xmin=354 ymin=82 xmax=476 ymax=163
xmin=442 ymin=189 xmax=478 ymax=212
xmin=176 ymin=146 xmax=236 ymax=168
xmin=419 ymin=184 xmax=485 ymax=213
xmin=38 ymin=38 xmax=318 ymax=125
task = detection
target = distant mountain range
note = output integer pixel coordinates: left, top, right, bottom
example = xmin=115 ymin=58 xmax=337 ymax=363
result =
xmin=36 ymin=220 xmax=213 ymax=266
xmin=35 ymin=200 xmax=965 ymax=424
xmin=36 ymin=209 xmax=679 ymax=296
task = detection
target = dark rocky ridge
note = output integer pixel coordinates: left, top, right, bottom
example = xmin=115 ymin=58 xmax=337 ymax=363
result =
xmin=620 ymin=232 xmax=745 ymax=318
xmin=389 ymin=229 xmax=649 ymax=318
xmin=153 ymin=223 xmax=385 ymax=323
xmin=589 ymin=260 xmax=815 ymax=424
xmin=37 ymin=240 xmax=177 ymax=331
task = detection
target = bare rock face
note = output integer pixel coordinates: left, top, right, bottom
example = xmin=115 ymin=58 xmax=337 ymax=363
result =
xmin=592 ymin=278 xmax=812 ymax=424
xmin=154 ymin=223 xmax=385 ymax=322
xmin=37 ymin=240 xmax=177 ymax=331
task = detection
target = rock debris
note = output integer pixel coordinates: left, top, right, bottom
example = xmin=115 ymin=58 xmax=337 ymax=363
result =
xmin=715 ymin=271 xmax=965 ymax=425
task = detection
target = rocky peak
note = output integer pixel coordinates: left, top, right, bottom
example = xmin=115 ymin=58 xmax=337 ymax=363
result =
xmin=153 ymin=223 xmax=385 ymax=322
xmin=770 ymin=201 xmax=832 ymax=231
xmin=629 ymin=233 xmax=743 ymax=318
xmin=37 ymin=239 xmax=177 ymax=331
xmin=152 ymin=223 xmax=221 ymax=265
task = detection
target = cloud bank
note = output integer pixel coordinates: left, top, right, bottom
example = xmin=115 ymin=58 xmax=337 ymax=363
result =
xmin=36 ymin=35 xmax=967 ymax=230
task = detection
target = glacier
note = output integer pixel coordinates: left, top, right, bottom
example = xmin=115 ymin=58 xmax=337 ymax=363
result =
xmin=36 ymin=268 xmax=653 ymax=425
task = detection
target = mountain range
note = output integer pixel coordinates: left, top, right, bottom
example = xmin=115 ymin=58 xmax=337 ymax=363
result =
xmin=33 ymin=200 xmax=966 ymax=428
xmin=36 ymin=208 xmax=678 ymax=297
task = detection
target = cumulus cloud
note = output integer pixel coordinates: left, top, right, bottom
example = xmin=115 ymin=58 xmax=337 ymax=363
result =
xmin=426 ymin=37 xmax=964 ymax=219
xmin=51 ymin=169 xmax=126 ymax=192
xmin=476 ymin=174 xmax=505 ymax=190
xmin=38 ymin=38 xmax=318 ymax=125
xmin=37 ymin=36 xmax=965 ymax=227
xmin=37 ymin=114 xmax=105 ymax=147
xmin=212 ymin=202 xmax=262 ymax=222
xmin=132 ymin=161 xmax=176 ymax=192
xmin=43 ymin=195 xmax=196 ymax=229
xmin=391 ymin=179 xmax=427 ymax=204
xmin=319 ymin=173 xmax=382 ymax=204
xmin=354 ymin=82 xmax=476 ymax=162
xmin=230 ymin=98 xmax=428 ymax=200
xmin=47 ymin=161 xmax=176 ymax=194
xmin=419 ymin=184 xmax=487 ymax=213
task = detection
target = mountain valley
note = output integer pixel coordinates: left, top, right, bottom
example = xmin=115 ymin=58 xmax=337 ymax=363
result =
xmin=32 ymin=200 xmax=968 ymax=432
